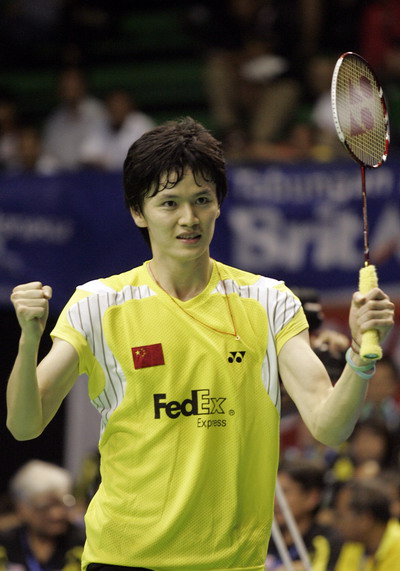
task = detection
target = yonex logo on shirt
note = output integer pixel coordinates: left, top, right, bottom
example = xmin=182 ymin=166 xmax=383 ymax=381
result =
xmin=154 ymin=389 xmax=226 ymax=419
xmin=228 ymin=351 xmax=246 ymax=363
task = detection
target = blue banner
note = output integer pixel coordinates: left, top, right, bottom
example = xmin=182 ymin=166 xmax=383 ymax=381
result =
xmin=225 ymin=161 xmax=400 ymax=296
xmin=0 ymin=161 xmax=399 ymax=313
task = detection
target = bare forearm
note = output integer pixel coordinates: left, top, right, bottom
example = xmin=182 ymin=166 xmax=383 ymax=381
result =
xmin=281 ymin=287 xmax=394 ymax=447
xmin=6 ymin=333 xmax=45 ymax=440
xmin=280 ymin=332 xmax=371 ymax=447
xmin=311 ymin=364 xmax=369 ymax=446
xmin=8 ymin=283 xmax=78 ymax=439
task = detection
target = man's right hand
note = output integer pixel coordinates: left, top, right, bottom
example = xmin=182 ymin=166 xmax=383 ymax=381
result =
xmin=10 ymin=282 xmax=52 ymax=338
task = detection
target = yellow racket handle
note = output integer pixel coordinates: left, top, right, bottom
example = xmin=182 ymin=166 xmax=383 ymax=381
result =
xmin=359 ymin=265 xmax=382 ymax=361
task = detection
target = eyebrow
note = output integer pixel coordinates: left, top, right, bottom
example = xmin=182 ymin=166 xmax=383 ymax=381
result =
xmin=156 ymin=188 xmax=214 ymax=199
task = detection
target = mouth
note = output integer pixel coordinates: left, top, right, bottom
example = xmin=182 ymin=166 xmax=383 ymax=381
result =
xmin=176 ymin=233 xmax=201 ymax=242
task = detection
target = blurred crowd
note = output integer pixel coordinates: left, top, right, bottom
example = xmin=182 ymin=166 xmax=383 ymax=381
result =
xmin=0 ymin=2 xmax=399 ymax=567
xmin=1 ymin=346 xmax=399 ymax=571
xmin=0 ymin=67 xmax=155 ymax=175
xmin=188 ymin=0 xmax=400 ymax=161
xmin=0 ymin=289 xmax=399 ymax=570
xmin=1 ymin=0 xmax=400 ymax=172
xmin=272 ymin=288 xmax=400 ymax=569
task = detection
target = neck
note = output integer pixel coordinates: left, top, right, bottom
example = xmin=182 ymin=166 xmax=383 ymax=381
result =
xmin=27 ymin=530 xmax=56 ymax=563
xmin=282 ymin=516 xmax=313 ymax=546
xmin=365 ymin=522 xmax=387 ymax=556
xmin=149 ymin=257 xmax=213 ymax=301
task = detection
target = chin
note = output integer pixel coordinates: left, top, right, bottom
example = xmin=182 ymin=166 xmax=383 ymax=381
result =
xmin=43 ymin=523 xmax=69 ymax=537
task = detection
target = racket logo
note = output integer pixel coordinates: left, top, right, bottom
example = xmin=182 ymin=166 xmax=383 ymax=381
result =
xmin=348 ymin=76 xmax=375 ymax=136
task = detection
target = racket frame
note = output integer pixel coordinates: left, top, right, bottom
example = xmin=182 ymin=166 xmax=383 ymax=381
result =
xmin=331 ymin=51 xmax=390 ymax=169
xmin=331 ymin=51 xmax=389 ymax=359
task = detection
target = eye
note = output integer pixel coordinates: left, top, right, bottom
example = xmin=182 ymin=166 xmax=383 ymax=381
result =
xmin=196 ymin=195 xmax=212 ymax=205
xmin=161 ymin=200 xmax=177 ymax=208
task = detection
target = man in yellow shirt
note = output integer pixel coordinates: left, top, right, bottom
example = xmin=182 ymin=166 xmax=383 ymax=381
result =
xmin=335 ymin=478 xmax=400 ymax=570
xmin=6 ymin=117 xmax=395 ymax=571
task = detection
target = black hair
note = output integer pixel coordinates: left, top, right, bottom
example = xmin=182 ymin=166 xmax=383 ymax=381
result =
xmin=278 ymin=458 xmax=326 ymax=516
xmin=349 ymin=416 xmax=393 ymax=468
xmin=278 ymin=458 xmax=325 ymax=493
xmin=123 ymin=116 xmax=228 ymax=244
xmin=290 ymin=287 xmax=324 ymax=333
xmin=377 ymin=354 xmax=400 ymax=383
xmin=342 ymin=479 xmax=391 ymax=524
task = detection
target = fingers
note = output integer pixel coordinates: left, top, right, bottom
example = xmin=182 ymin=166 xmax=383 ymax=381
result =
xmin=357 ymin=289 xmax=394 ymax=315
xmin=351 ymin=288 xmax=395 ymax=344
xmin=42 ymin=285 xmax=52 ymax=300
xmin=353 ymin=287 xmax=390 ymax=304
xmin=11 ymin=282 xmax=52 ymax=321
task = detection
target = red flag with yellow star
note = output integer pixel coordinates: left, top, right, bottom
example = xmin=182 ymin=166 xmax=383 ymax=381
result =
xmin=131 ymin=344 xmax=165 ymax=369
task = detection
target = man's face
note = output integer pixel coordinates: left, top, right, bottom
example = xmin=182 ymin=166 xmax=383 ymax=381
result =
xmin=131 ymin=169 xmax=220 ymax=265
xmin=59 ymin=70 xmax=86 ymax=106
xmin=16 ymin=492 xmax=74 ymax=538
xmin=274 ymin=472 xmax=320 ymax=529
xmin=335 ymin=487 xmax=370 ymax=543
xmin=366 ymin=361 xmax=399 ymax=404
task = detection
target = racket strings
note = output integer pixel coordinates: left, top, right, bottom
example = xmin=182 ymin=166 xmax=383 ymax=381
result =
xmin=335 ymin=56 xmax=388 ymax=167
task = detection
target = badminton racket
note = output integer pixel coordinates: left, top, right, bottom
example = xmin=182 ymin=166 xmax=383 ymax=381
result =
xmin=331 ymin=51 xmax=389 ymax=361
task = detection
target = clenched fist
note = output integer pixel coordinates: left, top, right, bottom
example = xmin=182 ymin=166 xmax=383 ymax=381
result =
xmin=10 ymin=282 xmax=53 ymax=338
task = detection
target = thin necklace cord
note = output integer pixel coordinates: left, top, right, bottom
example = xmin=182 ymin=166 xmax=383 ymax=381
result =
xmin=148 ymin=261 xmax=240 ymax=340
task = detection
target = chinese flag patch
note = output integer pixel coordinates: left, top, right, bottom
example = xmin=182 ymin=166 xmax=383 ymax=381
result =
xmin=131 ymin=343 xmax=165 ymax=369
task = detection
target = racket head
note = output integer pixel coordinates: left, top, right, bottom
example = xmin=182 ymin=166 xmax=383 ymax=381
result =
xmin=331 ymin=51 xmax=390 ymax=168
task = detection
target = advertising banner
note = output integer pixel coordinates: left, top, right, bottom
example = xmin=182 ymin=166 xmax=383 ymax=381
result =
xmin=0 ymin=162 xmax=399 ymax=314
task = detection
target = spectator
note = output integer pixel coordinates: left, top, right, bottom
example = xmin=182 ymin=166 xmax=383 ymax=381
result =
xmin=0 ymin=90 xmax=20 ymax=171
xmin=323 ymin=416 xmax=396 ymax=517
xmin=190 ymin=0 xmax=320 ymax=158
xmin=359 ymin=0 xmax=400 ymax=76
xmin=306 ymin=55 xmax=349 ymax=162
xmin=80 ymin=88 xmax=155 ymax=171
xmin=347 ymin=417 xmax=395 ymax=476
xmin=380 ymin=470 xmax=400 ymax=521
xmin=334 ymin=478 xmax=400 ymax=570
xmin=361 ymin=355 xmax=400 ymax=434
xmin=12 ymin=126 xmax=59 ymax=175
xmin=0 ymin=460 xmax=85 ymax=571
xmin=42 ymin=67 xmax=107 ymax=171
xmin=267 ymin=458 xmax=343 ymax=570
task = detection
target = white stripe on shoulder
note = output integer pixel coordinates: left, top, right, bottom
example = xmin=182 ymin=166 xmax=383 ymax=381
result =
xmin=77 ymin=279 xmax=116 ymax=294
xmin=212 ymin=275 xmax=284 ymax=297
xmin=68 ymin=280 xmax=157 ymax=436
xmin=212 ymin=274 xmax=297 ymax=415
xmin=76 ymin=280 xmax=157 ymax=302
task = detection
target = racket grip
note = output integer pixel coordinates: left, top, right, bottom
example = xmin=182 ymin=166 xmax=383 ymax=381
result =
xmin=358 ymin=265 xmax=382 ymax=361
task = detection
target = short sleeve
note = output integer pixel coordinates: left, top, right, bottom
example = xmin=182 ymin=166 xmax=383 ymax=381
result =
xmin=272 ymin=284 xmax=309 ymax=353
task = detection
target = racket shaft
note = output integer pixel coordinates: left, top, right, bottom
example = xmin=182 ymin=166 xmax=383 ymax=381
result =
xmin=359 ymin=265 xmax=382 ymax=360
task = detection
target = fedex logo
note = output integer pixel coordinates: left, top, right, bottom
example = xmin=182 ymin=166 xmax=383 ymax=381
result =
xmin=154 ymin=389 xmax=226 ymax=419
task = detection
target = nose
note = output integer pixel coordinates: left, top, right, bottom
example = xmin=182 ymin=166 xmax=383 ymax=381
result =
xmin=179 ymin=204 xmax=199 ymax=226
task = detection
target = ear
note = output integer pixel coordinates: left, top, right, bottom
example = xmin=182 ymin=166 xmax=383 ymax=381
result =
xmin=306 ymin=489 xmax=322 ymax=512
xmin=130 ymin=207 xmax=147 ymax=228
xmin=216 ymin=206 xmax=221 ymax=219
xmin=15 ymin=501 xmax=30 ymax=519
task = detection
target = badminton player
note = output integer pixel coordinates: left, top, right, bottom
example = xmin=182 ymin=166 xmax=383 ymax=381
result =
xmin=7 ymin=117 xmax=394 ymax=571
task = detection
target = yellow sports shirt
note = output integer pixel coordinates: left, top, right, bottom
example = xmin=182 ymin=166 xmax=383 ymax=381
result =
xmin=52 ymin=260 xmax=308 ymax=571
xmin=335 ymin=519 xmax=400 ymax=570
